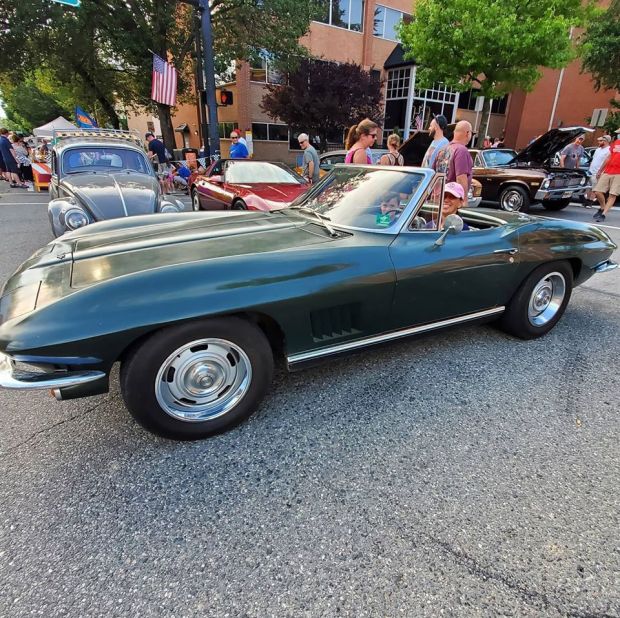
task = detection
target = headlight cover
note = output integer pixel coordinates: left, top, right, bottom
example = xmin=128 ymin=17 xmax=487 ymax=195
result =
xmin=580 ymin=176 xmax=586 ymax=186
xmin=541 ymin=179 xmax=550 ymax=190
xmin=64 ymin=208 xmax=89 ymax=230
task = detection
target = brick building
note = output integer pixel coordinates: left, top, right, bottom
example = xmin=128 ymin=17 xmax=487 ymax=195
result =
xmin=128 ymin=1 xmax=618 ymax=162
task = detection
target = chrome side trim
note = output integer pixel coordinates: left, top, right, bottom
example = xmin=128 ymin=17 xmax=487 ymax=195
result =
xmin=0 ymin=352 xmax=105 ymax=391
xmin=594 ymin=260 xmax=618 ymax=273
xmin=113 ymin=176 xmax=129 ymax=217
xmin=287 ymin=307 xmax=505 ymax=366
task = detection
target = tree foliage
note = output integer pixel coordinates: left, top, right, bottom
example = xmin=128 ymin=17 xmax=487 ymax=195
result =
xmin=261 ymin=59 xmax=384 ymax=151
xmin=399 ymin=0 xmax=592 ymax=145
xmin=0 ymin=0 xmax=321 ymax=147
xmin=579 ymin=0 xmax=620 ymax=92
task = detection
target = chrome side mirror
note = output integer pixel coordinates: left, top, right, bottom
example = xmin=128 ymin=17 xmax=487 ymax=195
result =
xmin=434 ymin=214 xmax=464 ymax=246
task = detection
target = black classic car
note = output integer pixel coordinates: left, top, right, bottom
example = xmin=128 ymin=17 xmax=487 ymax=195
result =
xmin=470 ymin=127 xmax=592 ymax=212
xmin=48 ymin=129 xmax=184 ymax=237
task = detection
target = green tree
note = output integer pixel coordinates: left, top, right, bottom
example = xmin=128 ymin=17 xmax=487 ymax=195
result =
xmin=0 ymin=0 xmax=321 ymax=150
xmin=261 ymin=59 xmax=384 ymax=152
xmin=399 ymin=0 xmax=592 ymax=146
xmin=579 ymin=0 xmax=620 ymax=92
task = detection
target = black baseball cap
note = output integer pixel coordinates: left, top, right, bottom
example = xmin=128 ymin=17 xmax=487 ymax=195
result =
xmin=145 ymin=132 xmax=154 ymax=139
xmin=434 ymin=115 xmax=448 ymax=131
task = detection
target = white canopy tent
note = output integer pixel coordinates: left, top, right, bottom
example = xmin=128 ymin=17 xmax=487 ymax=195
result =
xmin=33 ymin=116 xmax=77 ymax=138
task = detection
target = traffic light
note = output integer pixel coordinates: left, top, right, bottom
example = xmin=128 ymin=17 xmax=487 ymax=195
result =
xmin=219 ymin=90 xmax=233 ymax=106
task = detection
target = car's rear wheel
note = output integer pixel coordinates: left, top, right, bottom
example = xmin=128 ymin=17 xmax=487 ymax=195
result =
xmin=120 ymin=318 xmax=274 ymax=440
xmin=232 ymin=199 xmax=247 ymax=210
xmin=191 ymin=188 xmax=201 ymax=211
xmin=542 ymin=199 xmax=570 ymax=211
xmin=498 ymin=261 xmax=573 ymax=339
xmin=499 ymin=185 xmax=530 ymax=213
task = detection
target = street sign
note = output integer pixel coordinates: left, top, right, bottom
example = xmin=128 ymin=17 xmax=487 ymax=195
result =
xmin=50 ymin=0 xmax=81 ymax=6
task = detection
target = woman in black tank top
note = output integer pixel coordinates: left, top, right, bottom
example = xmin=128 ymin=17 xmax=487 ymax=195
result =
xmin=379 ymin=133 xmax=404 ymax=166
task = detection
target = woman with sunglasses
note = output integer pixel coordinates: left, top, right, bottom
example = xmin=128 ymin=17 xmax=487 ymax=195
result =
xmin=344 ymin=119 xmax=379 ymax=164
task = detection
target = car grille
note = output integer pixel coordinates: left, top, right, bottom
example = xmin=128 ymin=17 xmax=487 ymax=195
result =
xmin=549 ymin=177 xmax=580 ymax=189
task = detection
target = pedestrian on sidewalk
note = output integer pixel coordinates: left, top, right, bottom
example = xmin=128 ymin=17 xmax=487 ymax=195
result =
xmin=379 ymin=134 xmax=404 ymax=166
xmin=586 ymin=135 xmax=611 ymax=206
xmin=298 ymin=133 xmax=320 ymax=183
xmin=421 ymin=115 xmax=448 ymax=168
xmin=559 ymin=134 xmax=585 ymax=169
xmin=12 ymin=134 xmax=34 ymax=185
xmin=593 ymin=128 xmax=620 ymax=222
xmin=0 ymin=128 xmax=28 ymax=188
xmin=229 ymin=131 xmax=249 ymax=159
xmin=345 ymin=119 xmax=378 ymax=164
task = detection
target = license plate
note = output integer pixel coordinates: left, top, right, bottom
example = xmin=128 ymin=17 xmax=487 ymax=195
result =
xmin=562 ymin=191 xmax=573 ymax=198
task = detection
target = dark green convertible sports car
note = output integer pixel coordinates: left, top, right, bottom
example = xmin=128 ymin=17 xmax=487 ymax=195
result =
xmin=0 ymin=165 xmax=617 ymax=439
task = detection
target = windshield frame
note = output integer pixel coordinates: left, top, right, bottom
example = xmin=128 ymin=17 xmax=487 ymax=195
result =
xmin=287 ymin=164 xmax=436 ymax=235
xmin=61 ymin=145 xmax=152 ymax=176
xmin=223 ymin=160 xmax=304 ymax=185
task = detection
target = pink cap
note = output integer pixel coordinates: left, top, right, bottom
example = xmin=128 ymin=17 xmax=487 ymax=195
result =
xmin=445 ymin=182 xmax=465 ymax=200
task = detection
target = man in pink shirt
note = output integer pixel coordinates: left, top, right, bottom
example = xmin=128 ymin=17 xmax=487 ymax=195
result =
xmin=432 ymin=120 xmax=473 ymax=206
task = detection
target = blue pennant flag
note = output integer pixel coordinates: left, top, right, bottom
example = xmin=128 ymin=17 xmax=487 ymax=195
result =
xmin=75 ymin=106 xmax=98 ymax=128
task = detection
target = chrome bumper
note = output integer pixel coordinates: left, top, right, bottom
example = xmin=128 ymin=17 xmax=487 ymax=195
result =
xmin=535 ymin=186 xmax=589 ymax=200
xmin=0 ymin=352 xmax=105 ymax=391
xmin=594 ymin=260 xmax=618 ymax=274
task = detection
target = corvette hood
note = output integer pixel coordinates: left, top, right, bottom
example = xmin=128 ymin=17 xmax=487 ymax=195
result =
xmin=60 ymin=172 xmax=158 ymax=220
xmin=65 ymin=211 xmax=335 ymax=288
xmin=510 ymin=127 xmax=592 ymax=166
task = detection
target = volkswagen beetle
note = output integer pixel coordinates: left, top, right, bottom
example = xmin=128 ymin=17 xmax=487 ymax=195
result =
xmin=1 ymin=165 xmax=616 ymax=440
xmin=48 ymin=129 xmax=184 ymax=237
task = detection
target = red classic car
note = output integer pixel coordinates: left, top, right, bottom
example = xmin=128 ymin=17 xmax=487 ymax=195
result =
xmin=190 ymin=159 xmax=309 ymax=211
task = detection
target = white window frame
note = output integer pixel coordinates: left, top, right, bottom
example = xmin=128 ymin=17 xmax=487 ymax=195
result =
xmin=374 ymin=5 xmax=409 ymax=41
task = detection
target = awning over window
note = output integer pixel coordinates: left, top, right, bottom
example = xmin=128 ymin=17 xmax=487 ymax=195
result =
xmin=384 ymin=44 xmax=415 ymax=70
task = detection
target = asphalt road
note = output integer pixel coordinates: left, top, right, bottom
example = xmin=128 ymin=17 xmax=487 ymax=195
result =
xmin=1 ymin=187 xmax=619 ymax=617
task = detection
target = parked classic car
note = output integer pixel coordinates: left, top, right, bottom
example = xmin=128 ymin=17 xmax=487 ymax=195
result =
xmin=48 ymin=129 xmax=184 ymax=237
xmin=470 ymin=127 xmax=592 ymax=213
xmin=190 ymin=159 xmax=308 ymax=212
xmin=1 ymin=165 xmax=616 ymax=440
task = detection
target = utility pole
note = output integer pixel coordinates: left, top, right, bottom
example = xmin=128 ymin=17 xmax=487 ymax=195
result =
xmin=179 ymin=0 xmax=220 ymax=157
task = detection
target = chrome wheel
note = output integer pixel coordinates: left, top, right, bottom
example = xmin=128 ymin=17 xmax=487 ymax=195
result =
xmin=500 ymin=189 xmax=524 ymax=212
xmin=191 ymin=190 xmax=201 ymax=211
xmin=528 ymin=272 xmax=566 ymax=326
xmin=155 ymin=338 xmax=252 ymax=422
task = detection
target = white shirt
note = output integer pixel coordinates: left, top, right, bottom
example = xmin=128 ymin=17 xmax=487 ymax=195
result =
xmin=589 ymin=145 xmax=610 ymax=176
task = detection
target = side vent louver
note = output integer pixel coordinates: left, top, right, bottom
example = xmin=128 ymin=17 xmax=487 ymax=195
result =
xmin=310 ymin=304 xmax=361 ymax=342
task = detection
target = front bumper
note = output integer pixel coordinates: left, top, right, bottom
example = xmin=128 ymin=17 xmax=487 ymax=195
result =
xmin=535 ymin=186 xmax=589 ymax=201
xmin=0 ymin=352 xmax=105 ymax=392
xmin=594 ymin=260 xmax=618 ymax=274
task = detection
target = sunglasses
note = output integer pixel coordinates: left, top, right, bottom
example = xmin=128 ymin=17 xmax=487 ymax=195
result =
xmin=231 ymin=136 xmax=239 ymax=140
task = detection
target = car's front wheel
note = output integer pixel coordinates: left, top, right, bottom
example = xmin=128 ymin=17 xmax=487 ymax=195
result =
xmin=232 ymin=199 xmax=247 ymax=210
xmin=191 ymin=188 xmax=201 ymax=211
xmin=499 ymin=185 xmax=530 ymax=213
xmin=120 ymin=318 xmax=274 ymax=439
xmin=498 ymin=262 xmax=573 ymax=339
xmin=542 ymin=199 xmax=570 ymax=211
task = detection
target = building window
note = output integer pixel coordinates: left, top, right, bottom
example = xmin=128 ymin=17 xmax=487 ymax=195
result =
xmin=458 ymin=89 xmax=508 ymax=114
xmin=412 ymin=82 xmax=459 ymax=128
xmin=315 ymin=0 xmax=364 ymax=32
xmin=386 ymin=67 xmax=411 ymax=100
xmin=252 ymin=122 xmax=289 ymax=141
xmin=218 ymin=122 xmax=239 ymax=138
xmin=250 ymin=57 xmax=284 ymax=84
xmin=374 ymin=5 xmax=410 ymax=41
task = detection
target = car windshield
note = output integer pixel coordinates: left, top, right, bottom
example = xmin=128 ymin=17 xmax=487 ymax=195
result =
xmin=226 ymin=161 xmax=302 ymax=184
xmin=62 ymin=147 xmax=150 ymax=174
xmin=482 ymin=150 xmax=518 ymax=166
xmin=289 ymin=167 xmax=426 ymax=230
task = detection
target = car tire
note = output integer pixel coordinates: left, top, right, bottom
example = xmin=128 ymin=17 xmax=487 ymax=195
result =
xmin=542 ymin=199 xmax=570 ymax=211
xmin=499 ymin=185 xmax=530 ymax=213
xmin=232 ymin=199 xmax=247 ymax=210
xmin=191 ymin=188 xmax=201 ymax=211
xmin=498 ymin=261 xmax=573 ymax=340
xmin=120 ymin=318 xmax=274 ymax=440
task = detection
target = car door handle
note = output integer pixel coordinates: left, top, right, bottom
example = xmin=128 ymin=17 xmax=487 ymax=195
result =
xmin=493 ymin=248 xmax=519 ymax=255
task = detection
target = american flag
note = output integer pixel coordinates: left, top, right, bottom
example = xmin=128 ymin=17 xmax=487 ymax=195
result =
xmin=414 ymin=113 xmax=423 ymax=131
xmin=151 ymin=54 xmax=177 ymax=107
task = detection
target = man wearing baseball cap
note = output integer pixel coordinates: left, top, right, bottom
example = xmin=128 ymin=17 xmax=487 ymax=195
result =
xmin=586 ymin=135 xmax=611 ymax=204
xmin=422 ymin=115 xmax=449 ymax=168
xmin=427 ymin=182 xmax=469 ymax=230
xmin=593 ymin=127 xmax=620 ymax=222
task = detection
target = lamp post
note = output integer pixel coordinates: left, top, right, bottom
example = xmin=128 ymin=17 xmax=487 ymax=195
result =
xmin=180 ymin=0 xmax=220 ymax=157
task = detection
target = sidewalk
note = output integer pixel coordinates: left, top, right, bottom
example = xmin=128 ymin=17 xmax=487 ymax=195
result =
xmin=0 ymin=179 xmax=36 ymax=198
